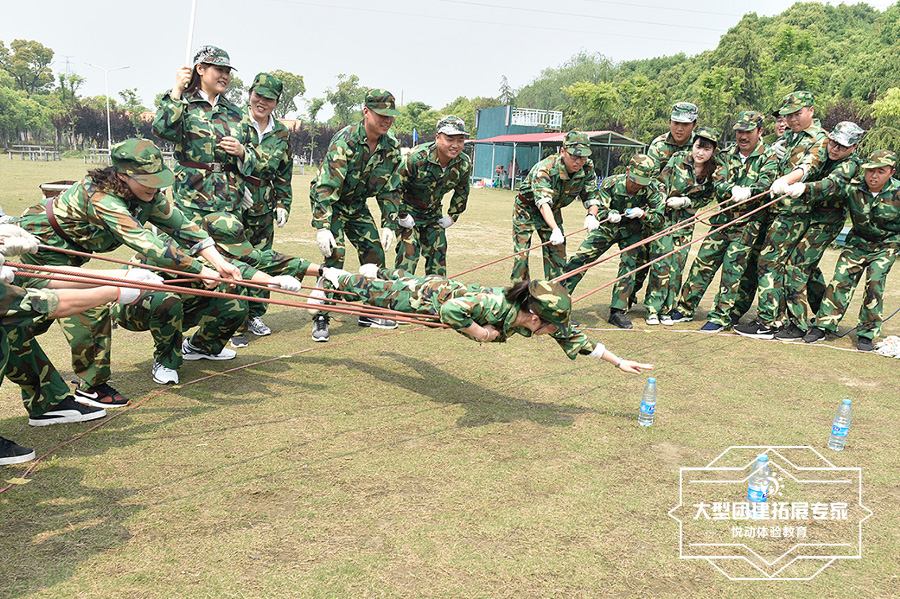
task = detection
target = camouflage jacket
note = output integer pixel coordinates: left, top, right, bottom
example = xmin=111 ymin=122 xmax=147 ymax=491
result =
xmin=659 ymin=149 xmax=720 ymax=225
xmin=596 ymin=174 xmax=665 ymax=233
xmin=438 ymin=289 xmax=597 ymax=359
xmin=244 ymin=108 xmax=293 ymax=216
xmin=839 ymin=177 xmax=900 ymax=245
xmin=711 ymin=141 xmax=779 ymax=225
xmin=19 ymin=178 xmax=207 ymax=273
xmin=152 ymin=90 xmax=257 ymax=213
xmin=515 ymin=153 xmax=601 ymax=216
xmin=1 ymin=282 xmax=58 ymax=331
xmin=309 ymin=120 xmax=402 ymax=231
xmin=647 ymin=131 xmax=694 ymax=174
xmin=775 ymin=121 xmax=828 ymax=215
xmin=807 ymin=153 xmax=862 ymax=213
xmin=397 ymin=142 xmax=472 ymax=223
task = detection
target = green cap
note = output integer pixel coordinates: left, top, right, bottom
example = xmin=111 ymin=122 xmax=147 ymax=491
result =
xmin=626 ymin=154 xmax=655 ymax=185
xmin=563 ymin=131 xmax=592 ymax=157
xmin=201 ymin=212 xmax=254 ymax=258
xmin=365 ymin=89 xmax=400 ymax=117
xmin=527 ymin=280 xmax=572 ymax=328
xmin=694 ymin=126 xmax=719 ymax=145
xmin=733 ymin=111 xmax=765 ymax=131
xmin=778 ymin=91 xmax=814 ymax=115
xmin=251 ymin=72 xmax=282 ymax=100
xmin=435 ymin=115 xmax=468 ymax=136
xmin=861 ymin=149 xmax=897 ymax=169
xmin=829 ymin=121 xmax=865 ymax=147
xmin=670 ymin=102 xmax=698 ymax=123
xmin=110 ymin=139 xmax=174 ymax=189
xmin=192 ymin=45 xmax=234 ymax=70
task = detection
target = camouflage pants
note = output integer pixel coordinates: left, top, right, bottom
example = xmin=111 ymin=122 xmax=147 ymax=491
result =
xmin=783 ymin=214 xmax=845 ymax=328
xmin=337 ymin=271 xmax=443 ymax=316
xmin=732 ymin=216 xmax=772 ymax=320
xmin=510 ymin=202 xmax=567 ymax=283
xmin=754 ymin=213 xmax=811 ymax=325
xmin=322 ymin=209 xmax=385 ymax=270
xmin=395 ymin=220 xmax=448 ymax=276
xmin=645 ymin=224 xmax=692 ymax=316
xmin=111 ymin=287 xmax=247 ymax=369
xmin=812 ymin=236 xmax=897 ymax=340
xmin=57 ymin=305 xmax=113 ymax=387
xmin=561 ymin=225 xmax=644 ymax=311
xmin=1 ymin=321 xmax=72 ymax=416
xmin=243 ymin=210 xmax=275 ymax=251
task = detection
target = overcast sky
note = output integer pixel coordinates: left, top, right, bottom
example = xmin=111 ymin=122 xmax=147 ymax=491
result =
xmin=1 ymin=0 xmax=894 ymax=120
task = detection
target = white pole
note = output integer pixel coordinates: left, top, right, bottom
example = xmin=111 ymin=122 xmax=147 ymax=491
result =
xmin=185 ymin=0 xmax=199 ymax=66
xmin=85 ymin=63 xmax=129 ymax=151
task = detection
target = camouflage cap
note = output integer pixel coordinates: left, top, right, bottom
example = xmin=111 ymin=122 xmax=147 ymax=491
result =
xmin=563 ymin=131 xmax=592 ymax=157
xmin=192 ymin=45 xmax=235 ymax=70
xmin=861 ymin=149 xmax=897 ymax=169
xmin=201 ymin=212 xmax=254 ymax=258
xmin=110 ymin=139 xmax=174 ymax=189
xmin=435 ymin=115 xmax=469 ymax=137
xmin=693 ymin=126 xmax=720 ymax=145
xmin=251 ymin=72 xmax=282 ymax=100
xmin=828 ymin=121 xmax=865 ymax=147
xmin=626 ymin=154 xmax=655 ymax=185
xmin=733 ymin=110 xmax=765 ymax=131
xmin=670 ymin=102 xmax=699 ymax=123
xmin=365 ymin=89 xmax=400 ymax=117
xmin=778 ymin=91 xmax=815 ymax=115
xmin=526 ymin=280 xmax=572 ymax=328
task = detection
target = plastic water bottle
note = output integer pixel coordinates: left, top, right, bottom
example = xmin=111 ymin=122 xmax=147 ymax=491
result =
xmin=638 ymin=377 xmax=657 ymax=427
xmin=747 ymin=454 xmax=770 ymax=520
xmin=828 ymin=399 xmax=853 ymax=451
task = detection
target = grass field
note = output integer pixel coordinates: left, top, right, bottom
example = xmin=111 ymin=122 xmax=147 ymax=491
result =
xmin=1 ymin=157 xmax=898 ymax=598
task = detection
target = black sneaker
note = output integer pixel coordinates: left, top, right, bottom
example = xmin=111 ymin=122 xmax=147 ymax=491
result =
xmin=734 ymin=320 xmax=776 ymax=340
xmin=28 ymin=396 xmax=107 ymax=427
xmin=802 ymin=327 xmax=826 ymax=344
xmin=774 ymin=323 xmax=805 ymax=341
xmin=358 ymin=316 xmax=398 ymax=329
xmin=0 ymin=436 xmax=36 ymax=465
xmin=669 ymin=310 xmax=692 ymax=323
xmin=74 ymin=383 xmax=129 ymax=408
xmin=608 ymin=309 xmax=633 ymax=330
xmin=230 ymin=334 xmax=249 ymax=348
xmin=857 ymin=337 xmax=875 ymax=352
xmin=312 ymin=313 xmax=330 ymax=342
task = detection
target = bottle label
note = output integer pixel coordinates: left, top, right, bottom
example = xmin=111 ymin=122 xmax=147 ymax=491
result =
xmin=832 ymin=424 xmax=849 ymax=437
xmin=747 ymin=487 xmax=767 ymax=503
xmin=640 ymin=401 xmax=655 ymax=415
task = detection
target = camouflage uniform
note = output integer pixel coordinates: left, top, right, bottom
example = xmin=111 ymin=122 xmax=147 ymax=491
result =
xmin=396 ymin=135 xmax=472 ymax=276
xmin=561 ymin=157 xmax=665 ymax=310
xmin=511 ymin=135 xmax=601 ymax=283
xmin=810 ymin=151 xmax=900 ymax=341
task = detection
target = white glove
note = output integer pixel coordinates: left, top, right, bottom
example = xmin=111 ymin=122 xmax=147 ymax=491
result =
xmin=0 ymin=223 xmax=40 ymax=256
xmin=398 ymin=214 xmax=415 ymax=229
xmin=241 ymin=188 xmax=254 ymax=210
xmin=607 ymin=211 xmax=622 ymax=224
xmin=115 ymin=285 xmax=143 ymax=305
xmin=787 ymin=182 xmax=806 ymax=198
xmin=665 ymin=196 xmax=691 ymax=209
xmin=770 ymin=177 xmax=791 ymax=197
xmin=322 ymin=266 xmax=351 ymax=288
xmin=771 ymin=139 xmax=787 ymax=160
xmin=316 ymin=229 xmax=337 ymax=258
xmin=584 ymin=214 xmax=601 ymax=231
xmin=380 ymin=227 xmax=396 ymax=250
xmin=625 ymin=207 xmax=645 ymax=219
xmin=0 ymin=264 xmax=16 ymax=284
xmin=122 ymin=267 xmax=164 ymax=286
xmin=0 ymin=205 xmax=10 ymax=224
xmin=730 ymin=185 xmax=752 ymax=202
xmin=438 ymin=216 xmax=454 ymax=229
xmin=269 ymin=274 xmax=302 ymax=292
xmin=275 ymin=207 xmax=288 ymax=228
xmin=549 ymin=227 xmax=565 ymax=245
xmin=359 ymin=263 xmax=380 ymax=279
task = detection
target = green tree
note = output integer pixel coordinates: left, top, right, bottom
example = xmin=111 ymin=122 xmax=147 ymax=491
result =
xmin=118 ymin=88 xmax=148 ymax=134
xmin=561 ymin=81 xmax=619 ymax=130
xmin=326 ymin=74 xmax=365 ymax=127
xmin=271 ymin=69 xmax=305 ymax=119
xmin=0 ymin=39 xmax=55 ymax=95
xmin=499 ymin=75 xmax=514 ymax=105
xmin=225 ymin=75 xmax=246 ymax=106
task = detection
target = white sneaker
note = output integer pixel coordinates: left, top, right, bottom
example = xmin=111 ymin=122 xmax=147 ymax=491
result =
xmin=660 ymin=315 xmax=674 ymax=326
xmin=306 ymin=277 xmax=328 ymax=314
xmin=152 ymin=361 xmax=179 ymax=385
xmin=247 ymin=316 xmax=272 ymax=336
xmin=645 ymin=314 xmax=660 ymax=326
xmin=182 ymin=339 xmax=237 ymax=361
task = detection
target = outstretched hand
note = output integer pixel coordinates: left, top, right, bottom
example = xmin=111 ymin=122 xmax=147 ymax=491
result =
xmin=618 ymin=360 xmax=654 ymax=374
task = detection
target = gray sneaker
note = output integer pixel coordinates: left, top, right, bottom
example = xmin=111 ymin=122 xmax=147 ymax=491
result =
xmin=230 ymin=334 xmax=249 ymax=348
xmin=358 ymin=316 xmax=398 ymax=329
xmin=247 ymin=316 xmax=271 ymax=336
xmin=312 ymin=313 xmax=330 ymax=342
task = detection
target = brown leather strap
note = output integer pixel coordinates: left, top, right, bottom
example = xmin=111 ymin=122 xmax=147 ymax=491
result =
xmin=45 ymin=198 xmax=92 ymax=254
xmin=180 ymin=160 xmax=259 ymax=185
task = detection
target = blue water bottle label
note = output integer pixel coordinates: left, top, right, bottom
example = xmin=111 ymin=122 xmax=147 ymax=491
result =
xmin=832 ymin=424 xmax=849 ymax=437
xmin=747 ymin=488 xmax=767 ymax=502
xmin=640 ymin=401 xmax=655 ymax=415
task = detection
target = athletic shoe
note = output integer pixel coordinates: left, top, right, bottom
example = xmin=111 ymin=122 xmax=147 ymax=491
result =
xmin=230 ymin=334 xmax=249 ymax=348
xmin=774 ymin=323 xmax=805 ymax=341
xmin=568 ymin=317 xmax=580 ymax=328
xmin=358 ymin=316 xmax=398 ymax=329
xmin=182 ymin=338 xmax=237 ymax=361
xmin=802 ymin=327 xmax=826 ymax=344
xmin=312 ymin=313 xmax=330 ymax=342
xmin=0 ymin=436 xmax=36 ymax=465
xmin=152 ymin=361 xmax=179 ymax=385
xmin=645 ymin=314 xmax=660 ymax=326
xmin=28 ymin=396 xmax=107 ymax=427
xmin=668 ymin=310 xmax=692 ymax=323
xmin=857 ymin=337 xmax=875 ymax=352
xmin=608 ymin=309 xmax=633 ymax=330
xmin=309 ymin=278 xmax=327 ymax=307
xmin=74 ymin=383 xmax=129 ymax=408
xmin=660 ymin=315 xmax=674 ymax=326
xmin=734 ymin=320 xmax=775 ymax=340
xmin=699 ymin=321 xmax=724 ymax=333
xmin=247 ymin=316 xmax=272 ymax=336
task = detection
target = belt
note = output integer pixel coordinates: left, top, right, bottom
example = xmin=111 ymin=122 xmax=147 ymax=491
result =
xmin=179 ymin=160 xmax=264 ymax=187
xmin=45 ymin=199 xmax=92 ymax=254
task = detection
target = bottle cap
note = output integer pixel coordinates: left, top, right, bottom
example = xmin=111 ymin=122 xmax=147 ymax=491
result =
xmin=648 ymin=377 xmax=656 ymax=383
xmin=757 ymin=454 xmax=768 ymax=461
xmin=842 ymin=399 xmax=852 ymax=405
